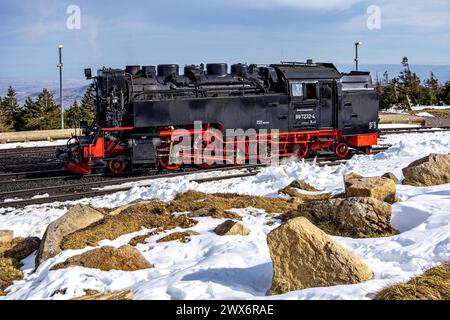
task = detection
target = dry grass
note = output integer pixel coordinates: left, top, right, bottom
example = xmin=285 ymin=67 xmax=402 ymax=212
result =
xmin=379 ymin=113 xmax=426 ymax=125
xmin=278 ymin=187 xmax=331 ymax=202
xmin=0 ymin=258 xmax=24 ymax=290
xmin=61 ymin=200 xmax=197 ymax=250
xmin=71 ymin=289 xmax=133 ymax=300
xmin=375 ymin=262 xmax=450 ymax=300
xmin=0 ymin=237 xmax=40 ymax=293
xmin=157 ymin=231 xmax=199 ymax=243
xmin=61 ymin=191 xmax=298 ymax=251
xmin=128 ymin=231 xmax=158 ymax=246
xmin=411 ymin=109 xmax=450 ymax=118
xmin=168 ymin=190 xmax=298 ymax=218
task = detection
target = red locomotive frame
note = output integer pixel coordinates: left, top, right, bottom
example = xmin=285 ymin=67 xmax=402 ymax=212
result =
xmin=66 ymin=125 xmax=378 ymax=175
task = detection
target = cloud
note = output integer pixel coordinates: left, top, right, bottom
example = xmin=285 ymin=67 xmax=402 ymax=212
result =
xmin=343 ymin=0 xmax=450 ymax=31
xmin=221 ymin=0 xmax=365 ymax=11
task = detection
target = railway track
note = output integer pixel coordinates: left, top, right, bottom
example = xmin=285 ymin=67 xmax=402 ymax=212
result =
xmin=0 ymin=169 xmax=73 ymax=182
xmin=0 ymin=145 xmax=63 ymax=157
xmin=378 ymin=126 xmax=450 ymax=135
xmin=0 ymin=147 xmax=389 ymax=208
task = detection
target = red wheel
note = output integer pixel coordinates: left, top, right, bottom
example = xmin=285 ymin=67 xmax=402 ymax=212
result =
xmin=159 ymin=157 xmax=182 ymax=170
xmin=293 ymin=143 xmax=309 ymax=159
xmin=335 ymin=142 xmax=349 ymax=158
xmin=108 ymin=160 xmax=126 ymax=174
xmin=364 ymin=146 xmax=373 ymax=155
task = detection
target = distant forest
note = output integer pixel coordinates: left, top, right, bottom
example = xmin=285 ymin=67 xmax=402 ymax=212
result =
xmin=375 ymin=57 xmax=450 ymax=110
xmin=1 ymin=57 xmax=450 ymax=132
xmin=0 ymin=85 xmax=95 ymax=132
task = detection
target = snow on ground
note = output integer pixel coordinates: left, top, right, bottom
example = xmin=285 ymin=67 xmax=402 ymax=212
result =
xmin=1 ymin=131 xmax=450 ymax=300
xmin=0 ymin=139 xmax=66 ymax=150
xmin=383 ymin=106 xmax=410 ymax=114
xmin=411 ymin=105 xmax=450 ymax=111
xmin=378 ymin=123 xmax=421 ymax=129
xmin=415 ymin=112 xmax=435 ymax=118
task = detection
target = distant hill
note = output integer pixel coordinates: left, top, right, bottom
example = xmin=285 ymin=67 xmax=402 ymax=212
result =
xmin=338 ymin=64 xmax=450 ymax=83
xmin=0 ymin=78 xmax=88 ymax=110
xmin=16 ymin=85 xmax=89 ymax=109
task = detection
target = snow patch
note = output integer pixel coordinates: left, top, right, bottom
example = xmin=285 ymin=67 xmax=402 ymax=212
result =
xmin=1 ymin=131 xmax=450 ymax=300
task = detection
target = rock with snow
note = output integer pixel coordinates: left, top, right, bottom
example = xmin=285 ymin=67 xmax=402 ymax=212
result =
xmin=0 ymin=230 xmax=13 ymax=244
xmin=402 ymin=153 xmax=450 ymax=187
xmin=281 ymin=197 xmax=394 ymax=237
xmin=267 ymin=217 xmax=373 ymax=295
xmin=51 ymin=245 xmax=153 ymax=271
xmin=214 ymin=220 xmax=250 ymax=236
xmin=288 ymin=179 xmax=319 ymax=192
xmin=36 ymin=205 xmax=105 ymax=266
xmin=344 ymin=173 xmax=397 ymax=204
xmin=72 ymin=289 xmax=133 ymax=300
xmin=382 ymin=172 xmax=399 ymax=184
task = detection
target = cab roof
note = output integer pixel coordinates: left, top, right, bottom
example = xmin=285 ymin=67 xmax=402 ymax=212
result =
xmin=271 ymin=62 xmax=342 ymax=81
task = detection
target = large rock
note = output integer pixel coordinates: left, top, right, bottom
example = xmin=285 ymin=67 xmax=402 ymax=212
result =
xmin=382 ymin=172 xmax=399 ymax=184
xmin=267 ymin=217 xmax=373 ymax=295
xmin=51 ymin=245 xmax=153 ymax=271
xmin=4 ymin=237 xmax=40 ymax=261
xmin=72 ymin=289 xmax=133 ymax=300
xmin=280 ymin=197 xmax=394 ymax=238
xmin=288 ymin=179 xmax=319 ymax=192
xmin=0 ymin=230 xmax=13 ymax=244
xmin=344 ymin=173 xmax=397 ymax=203
xmin=0 ymin=237 xmax=40 ymax=294
xmin=214 ymin=220 xmax=250 ymax=236
xmin=402 ymin=153 xmax=450 ymax=187
xmin=36 ymin=205 xmax=105 ymax=266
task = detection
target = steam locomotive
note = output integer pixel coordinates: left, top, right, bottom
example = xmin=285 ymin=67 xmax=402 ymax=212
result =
xmin=60 ymin=60 xmax=379 ymax=174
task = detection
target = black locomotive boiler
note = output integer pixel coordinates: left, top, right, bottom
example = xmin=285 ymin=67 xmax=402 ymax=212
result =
xmin=62 ymin=61 xmax=379 ymax=174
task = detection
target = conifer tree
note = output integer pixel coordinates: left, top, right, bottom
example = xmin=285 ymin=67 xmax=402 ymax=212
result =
xmin=80 ymin=84 xmax=95 ymax=124
xmin=21 ymin=96 xmax=43 ymax=130
xmin=378 ymin=83 xmax=398 ymax=110
xmin=37 ymin=89 xmax=60 ymax=130
xmin=397 ymin=57 xmax=422 ymax=108
xmin=420 ymin=72 xmax=441 ymax=106
xmin=442 ymin=81 xmax=450 ymax=105
xmin=64 ymin=99 xmax=82 ymax=128
xmin=1 ymin=86 xmax=20 ymax=129
xmin=0 ymin=96 xmax=10 ymax=132
xmin=64 ymin=85 xmax=95 ymax=128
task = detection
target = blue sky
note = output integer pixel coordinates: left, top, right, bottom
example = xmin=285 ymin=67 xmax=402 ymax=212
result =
xmin=0 ymin=0 xmax=449 ymax=81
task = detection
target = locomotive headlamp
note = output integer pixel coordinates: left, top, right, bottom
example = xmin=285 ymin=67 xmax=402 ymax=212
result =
xmin=84 ymin=68 xmax=92 ymax=80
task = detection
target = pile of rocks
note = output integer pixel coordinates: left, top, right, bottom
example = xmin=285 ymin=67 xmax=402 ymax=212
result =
xmin=268 ymin=173 xmax=400 ymax=294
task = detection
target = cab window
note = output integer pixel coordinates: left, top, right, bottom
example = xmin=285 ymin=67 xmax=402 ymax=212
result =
xmin=291 ymin=83 xmax=303 ymax=97
xmin=305 ymin=83 xmax=318 ymax=100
